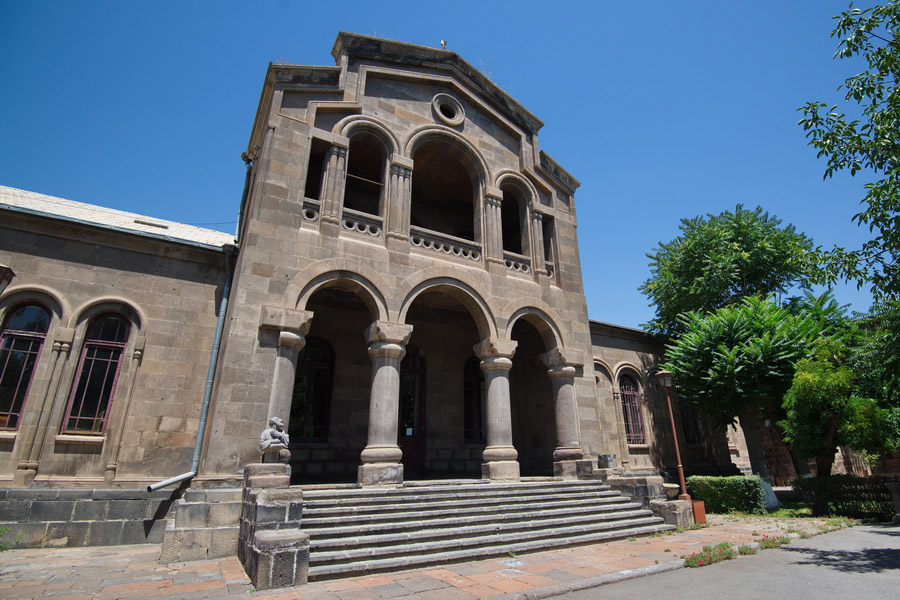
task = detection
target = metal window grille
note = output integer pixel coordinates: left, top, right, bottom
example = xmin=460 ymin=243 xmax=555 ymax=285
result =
xmin=619 ymin=376 xmax=645 ymax=444
xmin=62 ymin=315 xmax=129 ymax=434
xmin=0 ymin=304 xmax=51 ymax=430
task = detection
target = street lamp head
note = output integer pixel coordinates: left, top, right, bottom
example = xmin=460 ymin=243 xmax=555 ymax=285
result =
xmin=656 ymin=369 xmax=674 ymax=389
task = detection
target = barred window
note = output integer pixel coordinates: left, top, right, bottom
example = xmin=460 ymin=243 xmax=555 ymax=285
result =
xmin=0 ymin=304 xmax=51 ymax=430
xmin=619 ymin=375 xmax=645 ymax=444
xmin=62 ymin=314 xmax=130 ymax=434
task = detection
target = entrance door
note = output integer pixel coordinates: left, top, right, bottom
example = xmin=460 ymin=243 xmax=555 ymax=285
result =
xmin=399 ymin=346 xmax=425 ymax=479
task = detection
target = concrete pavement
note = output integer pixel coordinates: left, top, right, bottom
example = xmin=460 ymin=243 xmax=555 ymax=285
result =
xmin=0 ymin=515 xmax=856 ymax=600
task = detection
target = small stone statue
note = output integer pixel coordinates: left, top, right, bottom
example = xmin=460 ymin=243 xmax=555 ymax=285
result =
xmin=259 ymin=416 xmax=291 ymax=463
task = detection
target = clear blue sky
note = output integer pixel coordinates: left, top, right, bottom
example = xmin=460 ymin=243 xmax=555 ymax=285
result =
xmin=0 ymin=1 xmax=879 ymax=327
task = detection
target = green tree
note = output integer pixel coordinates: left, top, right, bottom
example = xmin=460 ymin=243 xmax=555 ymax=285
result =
xmin=663 ymin=296 xmax=822 ymax=478
xmin=779 ymin=339 xmax=900 ymax=476
xmin=640 ymin=205 xmax=818 ymax=336
xmin=798 ymin=1 xmax=900 ymax=298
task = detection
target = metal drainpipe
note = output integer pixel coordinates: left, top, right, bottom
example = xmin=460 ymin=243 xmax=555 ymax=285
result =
xmin=147 ymin=243 xmax=235 ymax=492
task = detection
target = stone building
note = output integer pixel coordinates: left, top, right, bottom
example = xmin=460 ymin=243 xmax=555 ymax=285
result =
xmin=0 ymin=34 xmax=748 ymax=515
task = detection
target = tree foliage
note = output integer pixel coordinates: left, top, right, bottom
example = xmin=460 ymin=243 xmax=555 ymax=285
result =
xmin=779 ymin=339 xmax=900 ymax=476
xmin=798 ymin=1 xmax=900 ymax=298
xmin=640 ymin=206 xmax=817 ymax=336
xmin=663 ymin=296 xmax=821 ymax=428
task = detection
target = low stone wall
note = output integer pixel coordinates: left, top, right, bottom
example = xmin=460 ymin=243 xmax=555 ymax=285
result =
xmin=0 ymin=488 xmax=178 ymax=548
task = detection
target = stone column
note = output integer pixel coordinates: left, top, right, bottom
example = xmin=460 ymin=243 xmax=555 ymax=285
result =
xmin=530 ymin=211 xmax=546 ymax=274
xmin=483 ymin=191 xmax=504 ymax=266
xmin=259 ymin=306 xmax=314 ymax=426
xmin=319 ymin=144 xmax=348 ymax=231
xmin=385 ymin=157 xmax=413 ymax=251
xmin=359 ymin=321 xmax=413 ymax=486
xmin=474 ymin=338 xmax=519 ymax=481
xmin=541 ymin=348 xmax=585 ymax=479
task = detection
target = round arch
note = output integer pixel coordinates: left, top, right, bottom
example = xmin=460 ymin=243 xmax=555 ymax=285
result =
xmin=404 ymin=126 xmax=491 ymax=187
xmin=495 ymin=170 xmax=539 ymax=209
xmin=614 ymin=362 xmax=648 ymax=390
xmin=0 ymin=284 xmax=70 ymax=326
xmin=397 ymin=277 xmax=496 ymax=341
xmin=336 ymin=115 xmax=400 ymax=158
xmin=285 ymin=259 xmax=390 ymax=322
xmin=593 ymin=359 xmax=614 ymax=384
xmin=503 ymin=305 xmax=565 ymax=350
xmin=71 ymin=296 xmax=146 ymax=334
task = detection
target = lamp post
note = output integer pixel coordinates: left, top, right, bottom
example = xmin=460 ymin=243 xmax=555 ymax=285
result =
xmin=657 ymin=369 xmax=690 ymax=501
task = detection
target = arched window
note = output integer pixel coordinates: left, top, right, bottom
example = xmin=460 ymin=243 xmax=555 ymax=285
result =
xmin=619 ymin=375 xmax=645 ymax=444
xmin=289 ymin=337 xmax=333 ymax=442
xmin=62 ymin=314 xmax=130 ymax=434
xmin=463 ymin=356 xmax=485 ymax=442
xmin=500 ymin=184 xmax=525 ymax=255
xmin=0 ymin=304 xmax=51 ymax=430
xmin=345 ymin=134 xmax=386 ymax=216
xmin=410 ymin=139 xmax=477 ymax=241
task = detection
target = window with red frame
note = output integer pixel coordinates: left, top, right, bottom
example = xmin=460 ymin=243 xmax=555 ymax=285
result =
xmin=62 ymin=314 xmax=130 ymax=434
xmin=0 ymin=304 xmax=51 ymax=430
xmin=619 ymin=375 xmax=645 ymax=444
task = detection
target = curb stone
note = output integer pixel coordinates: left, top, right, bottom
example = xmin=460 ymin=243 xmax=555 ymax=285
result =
xmin=495 ymin=560 xmax=685 ymax=600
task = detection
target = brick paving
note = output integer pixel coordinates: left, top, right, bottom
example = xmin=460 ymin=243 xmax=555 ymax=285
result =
xmin=0 ymin=515 xmax=849 ymax=599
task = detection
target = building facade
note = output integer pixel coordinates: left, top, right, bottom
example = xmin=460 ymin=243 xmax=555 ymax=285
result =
xmin=0 ymin=33 xmax=749 ymax=494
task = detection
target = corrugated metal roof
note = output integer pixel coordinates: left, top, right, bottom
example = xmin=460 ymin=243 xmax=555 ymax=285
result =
xmin=0 ymin=186 xmax=234 ymax=248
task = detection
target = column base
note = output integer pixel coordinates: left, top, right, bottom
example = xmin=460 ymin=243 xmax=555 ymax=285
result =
xmin=358 ymin=462 xmax=404 ymax=486
xmin=481 ymin=461 xmax=520 ymax=481
xmin=554 ymin=460 xmax=579 ymax=480
xmin=12 ymin=463 xmax=38 ymax=487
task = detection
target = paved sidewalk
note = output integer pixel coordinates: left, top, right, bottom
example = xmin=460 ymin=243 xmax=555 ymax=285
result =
xmin=0 ymin=515 xmax=851 ymax=600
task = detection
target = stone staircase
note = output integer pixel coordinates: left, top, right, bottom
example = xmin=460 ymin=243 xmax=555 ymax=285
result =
xmin=159 ymin=488 xmax=243 ymax=563
xmin=301 ymin=478 xmax=674 ymax=581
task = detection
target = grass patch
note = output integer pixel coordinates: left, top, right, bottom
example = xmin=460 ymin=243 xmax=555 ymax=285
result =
xmin=758 ymin=535 xmax=791 ymax=549
xmin=738 ymin=544 xmax=757 ymax=555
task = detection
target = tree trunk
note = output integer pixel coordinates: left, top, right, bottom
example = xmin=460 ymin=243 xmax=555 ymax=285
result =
xmin=815 ymin=451 xmax=835 ymax=477
xmin=738 ymin=410 xmax=772 ymax=483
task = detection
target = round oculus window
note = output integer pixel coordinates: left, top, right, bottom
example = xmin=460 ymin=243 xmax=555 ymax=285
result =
xmin=432 ymin=93 xmax=464 ymax=126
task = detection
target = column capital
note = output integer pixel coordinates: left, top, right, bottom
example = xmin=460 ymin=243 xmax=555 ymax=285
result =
xmin=473 ymin=338 xmax=517 ymax=360
xmin=484 ymin=195 xmax=502 ymax=209
xmin=530 ymin=210 xmax=544 ymax=223
xmin=327 ymin=145 xmax=348 ymax=158
xmin=365 ymin=321 xmax=413 ymax=346
xmin=540 ymin=348 xmax=584 ymax=371
xmin=260 ymin=306 xmax=314 ymax=336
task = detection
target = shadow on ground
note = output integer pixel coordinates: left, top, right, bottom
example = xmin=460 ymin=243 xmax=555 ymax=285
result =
xmin=782 ymin=525 xmax=900 ymax=574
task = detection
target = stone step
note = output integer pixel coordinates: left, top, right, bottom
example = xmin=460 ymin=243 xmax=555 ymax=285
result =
xmin=302 ymin=489 xmax=622 ymax=516
xmin=302 ymin=501 xmax=645 ymax=537
xmin=301 ymin=479 xmax=609 ymax=501
xmin=309 ymin=508 xmax=655 ymax=550
xmin=307 ymin=522 xmax=674 ymax=580
xmin=301 ymin=494 xmax=633 ymax=527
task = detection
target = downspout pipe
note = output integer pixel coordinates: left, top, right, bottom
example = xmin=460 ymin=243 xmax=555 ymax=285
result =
xmin=148 ymin=244 xmax=235 ymax=492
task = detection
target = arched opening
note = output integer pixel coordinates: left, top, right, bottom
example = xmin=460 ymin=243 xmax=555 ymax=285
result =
xmin=500 ymin=184 xmax=526 ymax=255
xmin=510 ymin=319 xmax=555 ymax=476
xmin=291 ymin=286 xmax=373 ymax=483
xmin=403 ymin=286 xmax=484 ymax=479
xmin=0 ymin=303 xmax=51 ymax=430
xmin=463 ymin=356 xmax=485 ymax=443
xmin=345 ymin=133 xmax=386 ymax=216
xmin=410 ymin=139 xmax=477 ymax=241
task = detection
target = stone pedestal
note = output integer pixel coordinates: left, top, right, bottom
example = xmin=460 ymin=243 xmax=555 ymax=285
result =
xmin=650 ymin=499 xmax=694 ymax=528
xmin=481 ymin=460 xmax=520 ymax=481
xmin=246 ymin=528 xmax=310 ymax=589
xmin=358 ymin=462 xmax=405 ymax=487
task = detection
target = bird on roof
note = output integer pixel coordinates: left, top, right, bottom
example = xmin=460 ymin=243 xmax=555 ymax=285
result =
xmin=440 ymin=40 xmax=447 ymax=49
